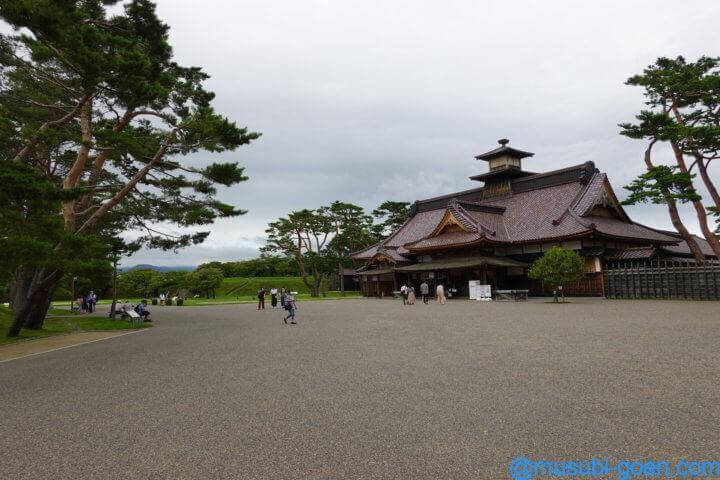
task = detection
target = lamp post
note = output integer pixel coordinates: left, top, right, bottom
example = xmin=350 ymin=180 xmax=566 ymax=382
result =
xmin=71 ymin=276 xmax=77 ymax=312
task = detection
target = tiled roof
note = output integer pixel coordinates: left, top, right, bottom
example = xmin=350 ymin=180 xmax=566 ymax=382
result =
xmin=371 ymin=247 xmax=409 ymax=263
xmin=405 ymin=231 xmax=482 ymax=250
xmin=572 ymin=172 xmax=607 ymax=216
xmin=384 ymin=209 xmax=445 ymax=247
xmin=395 ymin=255 xmax=530 ymax=271
xmin=660 ymin=234 xmax=718 ymax=258
xmin=606 ymin=247 xmax=657 ymax=260
xmin=350 ymin=244 xmax=379 ymax=260
xmin=463 ymin=209 xmax=508 ymax=241
xmin=500 ymin=181 xmax=588 ymax=242
xmin=586 ymin=216 xmax=676 ymax=243
xmin=351 ymin=161 xmax=685 ymax=260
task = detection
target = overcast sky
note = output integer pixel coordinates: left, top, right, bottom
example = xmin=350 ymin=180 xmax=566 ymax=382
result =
xmin=26 ymin=1 xmax=720 ymax=266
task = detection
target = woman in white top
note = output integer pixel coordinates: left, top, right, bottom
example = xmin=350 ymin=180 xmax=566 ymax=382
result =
xmin=436 ymin=284 xmax=446 ymax=304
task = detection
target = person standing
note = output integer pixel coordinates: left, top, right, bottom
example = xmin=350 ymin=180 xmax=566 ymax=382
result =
xmin=283 ymin=290 xmax=297 ymax=324
xmin=257 ymin=287 xmax=266 ymax=310
xmin=270 ymin=287 xmax=278 ymax=308
xmin=86 ymin=291 xmax=95 ymax=313
xmin=280 ymin=287 xmax=287 ymax=308
xmin=400 ymin=283 xmax=408 ymax=305
xmin=436 ymin=284 xmax=446 ymax=305
xmin=407 ymin=285 xmax=416 ymax=305
xmin=420 ymin=281 xmax=429 ymax=304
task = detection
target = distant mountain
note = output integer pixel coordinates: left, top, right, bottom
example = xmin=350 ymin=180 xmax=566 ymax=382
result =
xmin=119 ymin=264 xmax=195 ymax=273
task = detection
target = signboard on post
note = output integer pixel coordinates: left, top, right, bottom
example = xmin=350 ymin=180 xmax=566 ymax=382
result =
xmin=469 ymin=280 xmax=480 ymax=300
xmin=478 ymin=284 xmax=492 ymax=300
xmin=469 ymin=281 xmax=492 ymax=301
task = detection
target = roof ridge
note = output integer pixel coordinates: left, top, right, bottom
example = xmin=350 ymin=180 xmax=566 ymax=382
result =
xmin=415 ymin=185 xmax=485 ymax=205
xmin=448 ymin=200 xmax=480 ymax=233
xmin=571 ymin=172 xmax=606 ymax=216
xmin=453 ymin=200 xmax=497 ymax=237
xmin=512 ymin=161 xmax=596 ymax=184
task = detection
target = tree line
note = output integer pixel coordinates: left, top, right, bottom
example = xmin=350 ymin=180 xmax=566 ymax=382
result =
xmin=117 ymin=267 xmax=224 ymax=299
xmin=188 ymin=201 xmax=410 ymax=295
xmin=260 ymin=200 xmax=410 ymax=296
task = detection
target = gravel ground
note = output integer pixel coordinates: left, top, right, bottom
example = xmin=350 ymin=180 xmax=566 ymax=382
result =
xmin=1 ymin=298 xmax=719 ymax=479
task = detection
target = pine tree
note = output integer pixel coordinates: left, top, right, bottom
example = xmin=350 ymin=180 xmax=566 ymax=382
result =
xmin=1 ymin=1 xmax=259 ymax=335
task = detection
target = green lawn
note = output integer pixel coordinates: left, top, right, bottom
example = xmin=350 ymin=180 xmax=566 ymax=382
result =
xmin=216 ymin=276 xmax=315 ymax=297
xmin=0 ymin=305 xmax=150 ymax=345
xmin=50 ymin=290 xmax=361 ymax=309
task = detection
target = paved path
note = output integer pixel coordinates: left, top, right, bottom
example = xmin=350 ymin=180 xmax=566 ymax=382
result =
xmin=0 ymin=330 xmax=147 ymax=362
xmin=1 ymin=299 xmax=719 ymax=479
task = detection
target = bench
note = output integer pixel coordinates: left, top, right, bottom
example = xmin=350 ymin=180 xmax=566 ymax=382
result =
xmin=119 ymin=307 xmax=144 ymax=326
xmin=494 ymin=289 xmax=529 ymax=301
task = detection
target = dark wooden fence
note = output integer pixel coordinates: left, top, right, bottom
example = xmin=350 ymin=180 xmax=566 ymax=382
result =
xmin=604 ymin=261 xmax=720 ymax=300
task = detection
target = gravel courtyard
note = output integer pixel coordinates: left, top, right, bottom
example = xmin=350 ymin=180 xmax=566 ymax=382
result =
xmin=1 ymin=298 xmax=719 ymax=479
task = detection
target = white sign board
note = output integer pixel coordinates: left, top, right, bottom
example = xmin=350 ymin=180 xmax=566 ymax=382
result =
xmin=468 ymin=280 xmax=480 ymax=300
xmin=478 ymin=285 xmax=492 ymax=300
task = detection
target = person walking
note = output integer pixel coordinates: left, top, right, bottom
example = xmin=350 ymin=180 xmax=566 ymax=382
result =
xmin=270 ymin=287 xmax=278 ymax=308
xmin=280 ymin=287 xmax=287 ymax=308
xmin=257 ymin=287 xmax=266 ymax=310
xmin=420 ymin=281 xmax=429 ymax=304
xmin=283 ymin=291 xmax=297 ymax=324
xmin=436 ymin=283 xmax=446 ymax=305
xmin=407 ymin=285 xmax=416 ymax=305
xmin=400 ymin=283 xmax=408 ymax=305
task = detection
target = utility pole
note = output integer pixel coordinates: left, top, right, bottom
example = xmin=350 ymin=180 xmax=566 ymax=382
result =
xmin=109 ymin=257 xmax=119 ymax=319
xmin=71 ymin=276 xmax=77 ymax=312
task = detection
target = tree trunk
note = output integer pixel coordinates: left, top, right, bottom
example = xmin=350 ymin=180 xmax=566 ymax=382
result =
xmin=645 ymin=141 xmax=706 ymax=263
xmin=696 ymin=156 xmax=720 ymax=210
xmin=690 ymin=199 xmax=720 ymax=257
xmin=23 ymin=289 xmax=56 ymax=329
xmin=339 ymin=261 xmax=344 ymax=295
xmin=666 ymin=198 xmax=707 ymax=263
xmin=7 ymin=268 xmax=63 ymax=336
xmin=670 ymin=143 xmax=720 ymax=258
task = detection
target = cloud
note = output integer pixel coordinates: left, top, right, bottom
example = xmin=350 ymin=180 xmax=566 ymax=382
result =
xmin=109 ymin=0 xmax=720 ymax=265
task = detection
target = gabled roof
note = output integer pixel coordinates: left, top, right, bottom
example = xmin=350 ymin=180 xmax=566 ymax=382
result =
xmin=351 ymin=161 xmax=681 ymax=261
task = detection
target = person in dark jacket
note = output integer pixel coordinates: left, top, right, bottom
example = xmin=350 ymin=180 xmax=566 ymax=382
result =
xmin=283 ymin=291 xmax=297 ymax=324
xmin=257 ymin=287 xmax=265 ymax=310
xmin=135 ymin=299 xmax=152 ymax=322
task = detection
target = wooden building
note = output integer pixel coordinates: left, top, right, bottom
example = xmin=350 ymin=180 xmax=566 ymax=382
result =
xmin=351 ymin=139 xmax=717 ymax=297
